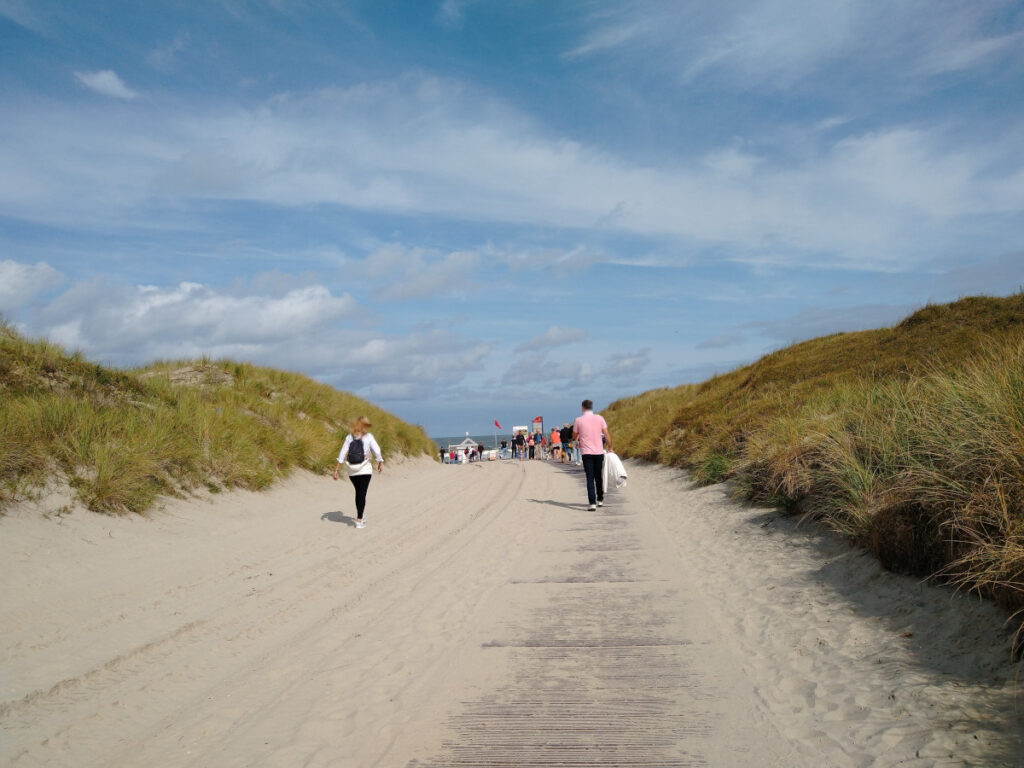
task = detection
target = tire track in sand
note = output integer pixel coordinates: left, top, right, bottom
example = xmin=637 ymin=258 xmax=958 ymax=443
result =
xmin=1 ymin=461 xmax=527 ymax=767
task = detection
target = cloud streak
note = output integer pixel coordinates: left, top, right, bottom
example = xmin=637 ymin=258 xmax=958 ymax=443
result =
xmin=515 ymin=326 xmax=586 ymax=353
xmin=0 ymin=259 xmax=65 ymax=310
xmin=73 ymin=70 xmax=139 ymax=100
xmin=2 ymin=75 xmax=1021 ymax=271
xmin=569 ymin=0 xmax=1024 ymax=90
xmin=363 ymin=244 xmax=481 ymax=301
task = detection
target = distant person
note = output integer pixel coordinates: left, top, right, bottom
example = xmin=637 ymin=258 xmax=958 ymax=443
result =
xmin=550 ymin=427 xmax=561 ymax=460
xmin=573 ymin=399 xmax=613 ymax=511
xmin=527 ymin=434 xmax=535 ymax=460
xmin=501 ymin=439 xmax=508 ymax=459
xmin=439 ymin=446 xmax=445 ymax=463
xmin=333 ymin=416 xmax=384 ymax=529
xmin=515 ymin=431 xmax=526 ymax=460
xmin=559 ymin=423 xmax=572 ymax=464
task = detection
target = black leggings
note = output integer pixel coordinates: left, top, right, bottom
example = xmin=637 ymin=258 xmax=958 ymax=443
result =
xmin=350 ymin=474 xmax=371 ymax=519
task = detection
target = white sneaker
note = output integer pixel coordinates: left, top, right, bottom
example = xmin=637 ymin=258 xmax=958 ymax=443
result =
xmin=588 ymin=503 xmax=597 ymax=511
xmin=356 ymin=520 xmax=365 ymax=528
xmin=597 ymin=501 xmax=604 ymax=507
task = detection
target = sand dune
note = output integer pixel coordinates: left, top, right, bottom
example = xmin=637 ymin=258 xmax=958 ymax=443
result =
xmin=2 ymin=458 xmax=1021 ymax=767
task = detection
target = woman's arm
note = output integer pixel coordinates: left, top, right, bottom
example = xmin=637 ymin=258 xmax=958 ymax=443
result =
xmin=368 ymin=434 xmax=385 ymax=473
xmin=333 ymin=435 xmax=352 ymax=480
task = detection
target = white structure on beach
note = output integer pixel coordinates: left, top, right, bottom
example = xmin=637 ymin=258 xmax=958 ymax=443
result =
xmin=446 ymin=434 xmax=496 ymax=462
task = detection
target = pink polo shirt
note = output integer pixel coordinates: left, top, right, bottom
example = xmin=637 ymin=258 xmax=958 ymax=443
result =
xmin=573 ymin=411 xmax=607 ymax=455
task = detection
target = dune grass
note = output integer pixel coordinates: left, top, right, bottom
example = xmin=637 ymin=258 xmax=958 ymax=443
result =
xmin=605 ymin=295 xmax=1024 ymax=650
xmin=0 ymin=321 xmax=436 ymax=515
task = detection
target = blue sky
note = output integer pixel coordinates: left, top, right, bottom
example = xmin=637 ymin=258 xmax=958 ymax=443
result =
xmin=1 ymin=1 xmax=1022 ymax=436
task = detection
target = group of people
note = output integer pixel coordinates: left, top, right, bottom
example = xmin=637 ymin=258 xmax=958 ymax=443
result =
xmin=441 ymin=445 xmax=488 ymax=463
xmin=502 ymin=431 xmax=547 ymax=460
xmin=497 ymin=425 xmax=582 ymax=463
xmin=548 ymin=422 xmax=584 ymax=465
xmin=332 ymin=399 xmax=615 ymax=527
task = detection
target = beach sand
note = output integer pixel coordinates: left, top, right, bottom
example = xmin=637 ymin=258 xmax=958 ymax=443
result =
xmin=2 ymin=458 xmax=1021 ymax=767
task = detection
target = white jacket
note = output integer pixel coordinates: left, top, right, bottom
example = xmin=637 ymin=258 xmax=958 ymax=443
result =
xmin=602 ymin=451 xmax=628 ymax=490
xmin=337 ymin=433 xmax=384 ymax=477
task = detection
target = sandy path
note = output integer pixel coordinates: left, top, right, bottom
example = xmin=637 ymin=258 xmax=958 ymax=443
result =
xmin=2 ymin=458 xmax=1021 ymax=767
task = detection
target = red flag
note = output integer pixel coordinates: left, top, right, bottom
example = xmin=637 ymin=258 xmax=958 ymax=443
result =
xmin=494 ymin=419 xmax=502 ymax=429
xmin=532 ymin=416 xmax=543 ymax=422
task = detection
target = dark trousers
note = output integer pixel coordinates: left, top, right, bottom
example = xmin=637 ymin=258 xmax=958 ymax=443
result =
xmin=350 ymin=474 xmax=371 ymax=519
xmin=582 ymin=453 xmax=604 ymax=505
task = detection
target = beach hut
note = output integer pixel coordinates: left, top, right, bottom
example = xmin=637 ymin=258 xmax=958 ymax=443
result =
xmin=448 ymin=435 xmax=480 ymax=463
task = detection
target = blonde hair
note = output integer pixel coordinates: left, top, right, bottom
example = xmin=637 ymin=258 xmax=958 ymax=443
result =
xmin=351 ymin=416 xmax=372 ymax=435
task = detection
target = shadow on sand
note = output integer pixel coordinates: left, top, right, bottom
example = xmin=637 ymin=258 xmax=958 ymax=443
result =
xmin=320 ymin=510 xmax=359 ymax=527
xmin=744 ymin=505 xmax=1019 ymax=685
xmin=525 ymin=498 xmax=594 ymax=511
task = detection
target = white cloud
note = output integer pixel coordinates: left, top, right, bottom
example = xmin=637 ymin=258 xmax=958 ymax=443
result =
xmin=1 ymin=74 xmax=1021 ymax=271
xmin=696 ymin=331 xmax=746 ymax=350
xmin=339 ymin=329 xmax=491 ymax=401
xmin=437 ymin=0 xmax=470 ymax=27
xmin=682 ymin=0 xmax=858 ymax=87
xmin=499 ymin=350 xmax=598 ymax=393
xmin=567 ymin=0 xmax=857 ymax=87
xmin=147 ymin=33 xmax=190 ymax=71
xmin=602 ymin=349 xmax=651 ymax=380
xmin=565 ymin=360 xmax=595 ymax=389
xmin=746 ymin=303 xmax=916 ymax=343
xmin=703 ymin=146 xmax=762 ymax=178
xmin=0 ymin=259 xmax=64 ymax=310
xmin=569 ymin=1 xmax=1024 ymax=90
xmin=5 ymin=261 xmax=496 ymax=403
xmin=0 ymin=0 xmax=43 ymax=32
xmin=493 ymin=244 xmax=607 ymax=273
xmin=36 ymin=278 xmax=357 ymax=360
xmin=363 ymin=244 xmax=480 ymax=301
xmin=515 ymin=325 xmax=586 ymax=353
xmin=827 ymin=129 xmax=994 ymax=218
xmin=913 ymin=25 xmax=1024 ymax=76
xmin=930 ymin=250 xmax=1024 ymax=296
xmin=73 ymin=70 xmax=138 ymax=100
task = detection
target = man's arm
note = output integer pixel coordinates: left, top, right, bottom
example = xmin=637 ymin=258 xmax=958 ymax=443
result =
xmin=602 ymin=425 xmax=613 ymax=452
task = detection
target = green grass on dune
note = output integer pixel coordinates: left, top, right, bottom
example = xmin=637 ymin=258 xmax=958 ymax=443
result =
xmin=605 ymin=295 xmax=1024 ymax=650
xmin=0 ymin=321 xmax=436 ymax=515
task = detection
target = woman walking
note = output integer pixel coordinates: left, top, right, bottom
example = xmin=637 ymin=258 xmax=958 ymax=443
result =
xmin=333 ymin=416 xmax=384 ymax=528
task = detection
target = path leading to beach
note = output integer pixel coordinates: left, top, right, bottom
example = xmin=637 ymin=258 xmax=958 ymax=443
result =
xmin=2 ymin=459 xmax=1021 ymax=767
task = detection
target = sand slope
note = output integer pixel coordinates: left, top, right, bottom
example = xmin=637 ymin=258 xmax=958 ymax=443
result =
xmin=1 ymin=458 xmax=1021 ymax=767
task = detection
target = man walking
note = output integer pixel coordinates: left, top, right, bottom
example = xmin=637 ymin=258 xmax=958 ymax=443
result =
xmin=573 ymin=399 xmax=613 ymax=511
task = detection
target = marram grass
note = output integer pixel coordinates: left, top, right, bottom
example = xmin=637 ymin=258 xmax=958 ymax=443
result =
xmin=606 ymin=295 xmax=1024 ymax=652
xmin=0 ymin=321 xmax=436 ymax=515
